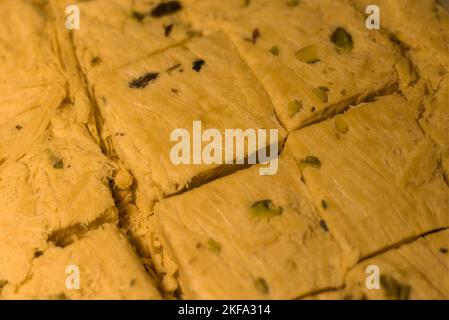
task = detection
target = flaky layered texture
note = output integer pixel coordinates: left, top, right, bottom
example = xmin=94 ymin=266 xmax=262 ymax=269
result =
xmin=217 ymin=0 xmax=401 ymax=130
xmin=155 ymin=152 xmax=355 ymax=299
xmin=312 ymin=230 xmax=449 ymax=300
xmin=95 ymin=32 xmax=285 ymax=203
xmin=286 ymin=95 xmax=449 ymax=257
xmin=7 ymin=225 xmax=161 ymax=300
xmin=0 ymin=0 xmax=159 ymax=299
xmin=68 ymin=0 xmax=196 ymax=85
xmin=1 ymin=0 xmax=448 ymax=300
xmin=351 ymin=0 xmax=449 ymax=90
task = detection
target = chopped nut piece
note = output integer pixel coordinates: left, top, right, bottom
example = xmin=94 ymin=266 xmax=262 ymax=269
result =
xmin=296 ymin=45 xmax=319 ymax=63
xmin=331 ymin=27 xmax=353 ymax=52
xmin=192 ymin=59 xmax=206 ymax=72
xmin=287 ymin=0 xmax=300 ymax=7
xmin=380 ymin=275 xmax=411 ymax=300
xmin=299 ymin=156 xmax=322 ymax=170
xmin=312 ymin=87 xmax=329 ymax=103
xmin=250 ymin=200 xmax=283 ymax=218
xmin=321 ymin=200 xmax=328 ymax=209
xmin=52 ymin=159 xmax=64 ymax=169
xmin=335 ymin=117 xmax=349 ymax=134
xmin=207 ymin=239 xmax=222 ymax=254
xmin=151 ymin=1 xmax=182 ymax=18
xmin=52 ymin=293 xmax=69 ymax=300
xmin=164 ymin=24 xmax=174 ymax=37
xmin=319 ymin=220 xmax=329 ymax=232
xmin=287 ymin=99 xmax=303 ymax=118
xmin=129 ymin=72 xmax=159 ymax=89
xmin=0 ymin=280 xmax=8 ymax=290
xmin=132 ymin=11 xmax=146 ymax=22
xmin=269 ymin=46 xmax=280 ymax=56
xmin=91 ymin=57 xmax=102 ymax=66
xmin=252 ymin=28 xmax=261 ymax=44
xmin=254 ymin=277 xmax=269 ymax=294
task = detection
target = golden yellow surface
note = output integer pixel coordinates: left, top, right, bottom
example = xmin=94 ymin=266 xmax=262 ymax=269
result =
xmin=0 ymin=0 xmax=448 ymax=300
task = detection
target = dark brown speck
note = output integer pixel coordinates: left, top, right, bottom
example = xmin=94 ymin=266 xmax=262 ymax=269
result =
xmin=164 ymin=24 xmax=174 ymax=37
xmin=192 ymin=59 xmax=206 ymax=72
xmin=129 ymin=72 xmax=159 ymax=89
xmin=252 ymin=28 xmax=260 ymax=44
xmin=319 ymin=220 xmax=329 ymax=232
xmin=151 ymin=1 xmax=182 ymax=18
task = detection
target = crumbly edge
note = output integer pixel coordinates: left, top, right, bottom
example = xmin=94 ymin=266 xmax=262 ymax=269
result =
xmin=35 ymin=0 xmax=449 ymax=299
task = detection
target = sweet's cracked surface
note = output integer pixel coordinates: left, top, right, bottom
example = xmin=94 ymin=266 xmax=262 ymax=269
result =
xmin=0 ymin=0 xmax=448 ymax=300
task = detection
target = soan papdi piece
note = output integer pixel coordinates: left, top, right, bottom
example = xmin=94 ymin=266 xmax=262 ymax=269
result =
xmin=0 ymin=113 xmax=119 ymax=295
xmin=286 ymin=94 xmax=449 ymax=259
xmin=351 ymin=0 xmax=449 ymax=90
xmin=62 ymin=0 xmax=196 ymax=85
xmin=95 ymin=32 xmax=285 ymax=205
xmin=0 ymin=0 xmax=66 ymax=164
xmin=153 ymin=152 xmax=356 ymax=299
xmin=5 ymin=225 xmax=161 ymax=300
xmin=0 ymin=0 xmax=118 ymax=296
xmin=313 ymin=230 xmax=449 ymax=300
xmin=219 ymin=0 xmax=400 ymax=130
xmin=0 ymin=0 xmax=64 ymax=87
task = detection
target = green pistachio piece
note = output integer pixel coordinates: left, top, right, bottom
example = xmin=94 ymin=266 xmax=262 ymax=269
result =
xmin=0 ymin=280 xmax=7 ymax=290
xmin=51 ymin=293 xmax=70 ymax=300
xmin=299 ymin=156 xmax=322 ymax=170
xmin=53 ymin=159 xmax=64 ymax=169
xmin=269 ymin=46 xmax=280 ymax=56
xmin=287 ymin=99 xmax=303 ymax=117
xmin=207 ymin=238 xmax=222 ymax=254
xmin=254 ymin=277 xmax=269 ymax=294
xmin=380 ymin=275 xmax=411 ymax=300
xmin=312 ymin=86 xmax=329 ymax=103
xmin=296 ymin=45 xmax=319 ymax=63
xmin=250 ymin=200 xmax=283 ymax=217
xmin=287 ymin=0 xmax=300 ymax=7
xmin=335 ymin=117 xmax=349 ymax=134
xmin=331 ymin=27 xmax=353 ymax=52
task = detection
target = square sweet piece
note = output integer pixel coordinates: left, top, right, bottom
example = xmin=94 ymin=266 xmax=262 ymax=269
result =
xmin=65 ymin=0 xmax=196 ymax=84
xmin=286 ymin=94 xmax=449 ymax=258
xmin=351 ymin=0 xmax=449 ymax=89
xmin=5 ymin=225 xmax=161 ymax=300
xmin=95 ymin=32 xmax=286 ymax=203
xmin=313 ymin=230 xmax=449 ymax=300
xmin=154 ymin=152 xmax=355 ymax=299
xmin=220 ymin=0 xmax=400 ymax=130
